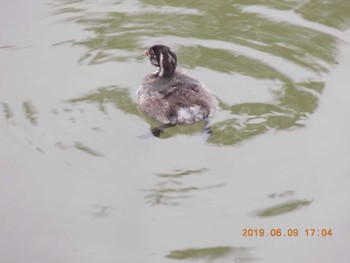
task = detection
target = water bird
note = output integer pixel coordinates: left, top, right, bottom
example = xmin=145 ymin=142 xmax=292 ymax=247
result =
xmin=137 ymin=45 xmax=215 ymax=136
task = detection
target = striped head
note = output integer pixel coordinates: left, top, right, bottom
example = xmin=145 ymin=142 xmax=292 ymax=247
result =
xmin=144 ymin=45 xmax=177 ymax=77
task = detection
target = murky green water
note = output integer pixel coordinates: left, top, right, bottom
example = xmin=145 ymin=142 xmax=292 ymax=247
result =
xmin=1 ymin=0 xmax=350 ymax=262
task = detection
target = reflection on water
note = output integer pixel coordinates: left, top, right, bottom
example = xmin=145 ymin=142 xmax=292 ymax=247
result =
xmin=50 ymin=0 xmax=350 ymax=144
xmin=74 ymin=141 xmax=105 ymax=157
xmin=156 ymin=168 xmax=208 ymax=178
xmin=66 ymin=86 xmax=138 ymax=115
xmin=85 ymin=205 xmax=114 ymax=218
xmin=2 ymin=0 xmax=350 ymax=262
xmin=1 ymin=102 xmax=15 ymax=125
xmin=142 ymin=168 xmax=224 ymax=206
xmin=251 ymin=191 xmax=312 ymax=217
xmin=22 ymin=100 xmax=39 ymax=126
xmin=253 ymin=199 xmax=313 ymax=218
xmin=166 ymin=246 xmax=257 ymax=262
xmin=142 ymin=180 xmax=195 ymax=206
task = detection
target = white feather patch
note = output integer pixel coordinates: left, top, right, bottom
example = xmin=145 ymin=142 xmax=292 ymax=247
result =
xmin=158 ymin=53 xmax=164 ymax=76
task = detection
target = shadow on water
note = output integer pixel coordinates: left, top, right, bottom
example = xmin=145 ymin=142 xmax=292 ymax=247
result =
xmin=49 ymin=0 xmax=350 ymax=145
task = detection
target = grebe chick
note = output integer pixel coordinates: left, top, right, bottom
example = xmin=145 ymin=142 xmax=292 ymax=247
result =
xmin=137 ymin=45 xmax=215 ymax=136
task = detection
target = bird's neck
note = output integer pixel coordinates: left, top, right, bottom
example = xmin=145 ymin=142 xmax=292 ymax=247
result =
xmin=158 ymin=52 xmax=176 ymax=77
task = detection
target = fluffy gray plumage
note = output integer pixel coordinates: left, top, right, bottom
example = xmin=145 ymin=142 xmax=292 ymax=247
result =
xmin=138 ymin=45 xmax=215 ymax=125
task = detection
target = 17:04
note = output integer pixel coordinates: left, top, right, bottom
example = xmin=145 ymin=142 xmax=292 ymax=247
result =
xmin=305 ymin=228 xmax=333 ymax=236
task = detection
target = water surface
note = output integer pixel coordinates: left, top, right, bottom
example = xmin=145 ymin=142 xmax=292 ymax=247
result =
xmin=1 ymin=0 xmax=350 ymax=262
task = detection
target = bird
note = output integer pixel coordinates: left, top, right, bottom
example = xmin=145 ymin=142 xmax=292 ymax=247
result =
xmin=137 ymin=44 xmax=215 ymax=136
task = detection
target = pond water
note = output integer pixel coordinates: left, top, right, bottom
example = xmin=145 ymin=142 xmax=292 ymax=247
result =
xmin=1 ymin=0 xmax=350 ymax=262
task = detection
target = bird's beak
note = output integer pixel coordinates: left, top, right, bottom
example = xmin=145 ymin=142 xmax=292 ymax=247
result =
xmin=144 ymin=50 xmax=149 ymax=56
